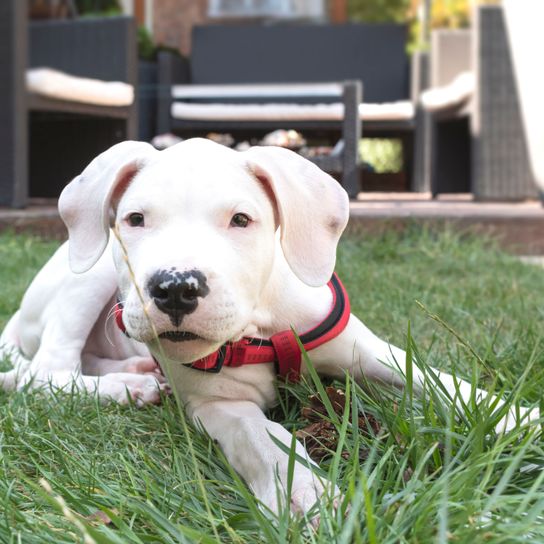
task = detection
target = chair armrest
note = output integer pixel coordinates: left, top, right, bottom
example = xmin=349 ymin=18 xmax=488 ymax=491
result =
xmin=340 ymin=80 xmax=362 ymax=197
xmin=157 ymin=51 xmax=191 ymax=133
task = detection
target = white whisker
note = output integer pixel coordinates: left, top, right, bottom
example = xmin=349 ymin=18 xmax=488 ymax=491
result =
xmin=103 ymin=299 xmax=125 ymax=347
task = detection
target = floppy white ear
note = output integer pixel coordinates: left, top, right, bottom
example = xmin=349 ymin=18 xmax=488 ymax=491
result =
xmin=58 ymin=140 xmax=158 ymax=274
xmin=244 ymin=146 xmax=350 ymax=287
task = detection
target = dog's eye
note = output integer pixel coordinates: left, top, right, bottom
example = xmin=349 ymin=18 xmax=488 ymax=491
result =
xmin=230 ymin=213 xmax=250 ymax=228
xmin=127 ymin=213 xmax=145 ymax=227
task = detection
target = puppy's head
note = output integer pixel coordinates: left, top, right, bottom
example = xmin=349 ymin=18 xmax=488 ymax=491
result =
xmin=59 ymin=138 xmax=349 ymax=363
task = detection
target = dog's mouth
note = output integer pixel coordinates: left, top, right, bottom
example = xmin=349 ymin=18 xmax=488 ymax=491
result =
xmin=159 ymin=331 xmax=202 ymax=342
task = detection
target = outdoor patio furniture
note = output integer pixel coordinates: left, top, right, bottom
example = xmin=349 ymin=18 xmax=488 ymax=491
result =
xmin=0 ymin=0 xmax=138 ymax=207
xmin=417 ymin=5 xmax=538 ymax=200
xmin=473 ymin=5 xmax=537 ymax=200
xmin=503 ymin=0 xmax=544 ymax=197
xmin=157 ymin=23 xmax=415 ymax=198
xmin=159 ymin=75 xmax=361 ymax=196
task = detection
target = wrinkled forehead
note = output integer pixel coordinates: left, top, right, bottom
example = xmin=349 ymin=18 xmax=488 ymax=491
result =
xmin=118 ymin=147 xmax=268 ymax=212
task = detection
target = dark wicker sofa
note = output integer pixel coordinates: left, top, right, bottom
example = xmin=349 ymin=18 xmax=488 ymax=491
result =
xmin=157 ymin=23 xmax=414 ymax=198
xmin=0 ymin=0 xmax=138 ymax=207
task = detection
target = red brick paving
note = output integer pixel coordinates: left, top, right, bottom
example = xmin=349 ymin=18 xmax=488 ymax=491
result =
xmin=2 ymin=194 xmax=544 ymax=254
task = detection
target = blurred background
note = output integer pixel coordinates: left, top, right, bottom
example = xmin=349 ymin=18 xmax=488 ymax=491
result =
xmin=2 ymin=0 xmax=541 ymax=209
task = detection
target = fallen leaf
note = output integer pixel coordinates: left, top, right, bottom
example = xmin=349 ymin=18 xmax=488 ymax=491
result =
xmin=297 ymin=387 xmax=383 ymax=462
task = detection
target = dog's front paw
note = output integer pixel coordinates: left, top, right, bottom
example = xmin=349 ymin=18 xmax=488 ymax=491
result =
xmin=257 ymin=468 xmax=335 ymax=521
xmin=96 ymin=373 xmax=170 ymax=406
xmin=290 ymin=477 xmax=344 ymax=527
xmin=289 ymin=477 xmax=326 ymax=517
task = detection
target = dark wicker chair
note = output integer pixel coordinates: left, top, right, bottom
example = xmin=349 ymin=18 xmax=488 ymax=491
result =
xmin=0 ymin=0 xmax=138 ymax=207
xmin=416 ymin=6 xmax=538 ymax=200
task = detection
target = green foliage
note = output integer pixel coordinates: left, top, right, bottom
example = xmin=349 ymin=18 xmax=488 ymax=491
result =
xmin=347 ymin=0 xmax=411 ymax=23
xmin=137 ymin=26 xmax=183 ymax=62
xmin=138 ymin=26 xmax=156 ymax=61
xmin=431 ymin=0 xmax=471 ymax=29
xmin=74 ymin=0 xmax=121 ymax=16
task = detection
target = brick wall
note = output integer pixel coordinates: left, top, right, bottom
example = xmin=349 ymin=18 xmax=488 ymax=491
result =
xmin=152 ymin=0 xmax=343 ymax=56
xmin=153 ymin=0 xmax=209 ymax=56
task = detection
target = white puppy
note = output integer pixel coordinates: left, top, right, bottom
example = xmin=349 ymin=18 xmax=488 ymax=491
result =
xmin=0 ymin=139 xmax=538 ymax=516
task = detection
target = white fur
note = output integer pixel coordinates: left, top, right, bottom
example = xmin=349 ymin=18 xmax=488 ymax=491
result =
xmin=0 ymin=139 xmax=538 ymax=517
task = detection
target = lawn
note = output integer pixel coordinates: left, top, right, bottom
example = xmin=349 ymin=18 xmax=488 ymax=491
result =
xmin=1 ymin=228 xmax=543 ymax=543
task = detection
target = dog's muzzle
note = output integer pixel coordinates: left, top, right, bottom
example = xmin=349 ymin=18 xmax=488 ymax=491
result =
xmin=115 ymin=273 xmax=351 ymax=383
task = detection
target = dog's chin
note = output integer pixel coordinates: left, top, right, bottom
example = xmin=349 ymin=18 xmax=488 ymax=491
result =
xmin=149 ymin=331 xmax=224 ymax=364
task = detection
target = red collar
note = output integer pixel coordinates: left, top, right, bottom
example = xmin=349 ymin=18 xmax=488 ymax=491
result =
xmin=115 ymin=273 xmax=350 ymax=382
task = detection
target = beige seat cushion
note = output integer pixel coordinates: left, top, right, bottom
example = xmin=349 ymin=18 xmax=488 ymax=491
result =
xmin=171 ymin=100 xmax=414 ymax=122
xmin=26 ymin=67 xmax=134 ymax=107
xmin=420 ymin=72 xmax=475 ymax=112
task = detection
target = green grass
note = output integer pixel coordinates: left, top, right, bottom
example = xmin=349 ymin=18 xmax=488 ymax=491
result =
xmin=1 ymin=228 xmax=544 ymax=543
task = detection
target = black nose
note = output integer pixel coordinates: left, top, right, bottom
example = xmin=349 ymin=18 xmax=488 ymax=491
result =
xmin=147 ymin=269 xmax=210 ymax=326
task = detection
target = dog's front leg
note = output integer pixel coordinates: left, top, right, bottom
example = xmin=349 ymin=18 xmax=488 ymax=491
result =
xmin=192 ymin=399 xmax=330 ymax=517
xmin=316 ymin=316 xmax=540 ymax=432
